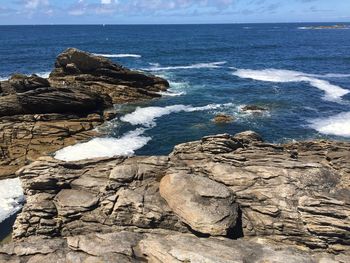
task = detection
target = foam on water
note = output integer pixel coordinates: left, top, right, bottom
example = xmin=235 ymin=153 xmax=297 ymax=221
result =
xmin=233 ymin=68 xmax=349 ymax=102
xmin=145 ymin=61 xmax=227 ymax=71
xmin=54 ymin=128 xmax=151 ymax=161
xmin=55 ymin=103 xmax=232 ymax=161
xmin=93 ymin=53 xmax=141 ymax=58
xmin=121 ymin=104 xmax=228 ymax=127
xmin=0 ymin=178 xmax=24 ymax=223
xmin=309 ymin=112 xmax=350 ymax=137
xmin=0 ymin=71 xmax=51 ymax=81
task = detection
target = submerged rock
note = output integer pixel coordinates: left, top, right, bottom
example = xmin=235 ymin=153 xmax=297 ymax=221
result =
xmin=213 ymin=113 xmax=235 ymax=123
xmin=241 ymin=105 xmax=268 ymax=113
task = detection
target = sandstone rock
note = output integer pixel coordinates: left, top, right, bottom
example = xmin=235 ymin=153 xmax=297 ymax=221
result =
xmin=49 ymin=48 xmax=169 ymax=103
xmin=213 ymin=113 xmax=235 ymax=123
xmin=0 ymin=47 xmax=169 ymax=178
xmin=160 ymin=172 xmax=238 ymax=236
xmin=1 ymin=230 xmax=348 ymax=262
xmin=5 ymin=131 xmax=350 ymax=258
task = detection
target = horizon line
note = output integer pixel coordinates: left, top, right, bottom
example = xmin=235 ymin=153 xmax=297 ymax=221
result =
xmin=0 ymin=21 xmax=349 ymax=26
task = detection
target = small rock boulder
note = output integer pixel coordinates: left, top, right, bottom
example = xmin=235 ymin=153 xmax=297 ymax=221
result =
xmin=241 ymin=105 xmax=268 ymax=113
xmin=213 ymin=114 xmax=235 ymax=124
xmin=159 ymin=172 xmax=238 ymax=236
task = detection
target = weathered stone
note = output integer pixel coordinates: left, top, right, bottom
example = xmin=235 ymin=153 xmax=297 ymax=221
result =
xmin=49 ymin=48 xmax=169 ymax=103
xmin=160 ymin=172 xmax=238 ymax=236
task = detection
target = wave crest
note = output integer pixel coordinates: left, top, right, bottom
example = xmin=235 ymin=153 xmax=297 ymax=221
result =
xmin=309 ymin=112 xmax=350 ymax=137
xmin=233 ymin=68 xmax=349 ymax=102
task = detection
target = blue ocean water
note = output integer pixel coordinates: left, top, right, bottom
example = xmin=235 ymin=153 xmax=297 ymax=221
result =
xmin=1 ymin=23 xmax=350 ymax=158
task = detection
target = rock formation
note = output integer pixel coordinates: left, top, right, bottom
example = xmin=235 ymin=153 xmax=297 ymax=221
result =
xmin=0 ymin=49 xmax=169 ymax=179
xmin=49 ymin=48 xmax=169 ymax=103
xmin=1 ymin=131 xmax=348 ymax=262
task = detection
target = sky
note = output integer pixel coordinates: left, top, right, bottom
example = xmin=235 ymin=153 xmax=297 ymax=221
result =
xmin=0 ymin=0 xmax=349 ymax=25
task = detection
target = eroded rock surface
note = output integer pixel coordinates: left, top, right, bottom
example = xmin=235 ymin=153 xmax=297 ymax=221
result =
xmin=0 ymin=49 xmax=169 ymax=179
xmin=2 ymin=231 xmax=349 ymax=263
xmin=49 ymin=48 xmax=169 ymax=103
xmin=1 ymin=131 xmax=349 ymax=261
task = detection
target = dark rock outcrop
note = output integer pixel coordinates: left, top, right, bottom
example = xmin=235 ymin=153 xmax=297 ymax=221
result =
xmin=6 ymin=131 xmax=349 ymax=261
xmin=0 ymin=49 xmax=169 ymax=179
xmin=49 ymin=48 xmax=169 ymax=103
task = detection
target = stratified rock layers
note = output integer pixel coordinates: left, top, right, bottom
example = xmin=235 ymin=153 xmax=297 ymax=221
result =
xmin=4 ymin=131 xmax=348 ymax=262
xmin=0 ymin=49 xmax=169 ymax=178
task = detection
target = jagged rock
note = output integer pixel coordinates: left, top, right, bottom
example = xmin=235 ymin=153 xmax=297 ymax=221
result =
xmin=49 ymin=48 xmax=169 ymax=103
xmin=160 ymin=172 xmax=238 ymax=236
xmin=0 ymin=230 xmax=348 ymax=263
xmin=3 ymin=131 xmax=349 ymax=260
xmin=0 ymin=74 xmax=50 ymax=95
xmin=0 ymin=48 xmax=170 ymax=178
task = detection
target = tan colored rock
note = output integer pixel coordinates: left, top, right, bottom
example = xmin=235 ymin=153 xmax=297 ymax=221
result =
xmin=160 ymin=172 xmax=238 ymax=236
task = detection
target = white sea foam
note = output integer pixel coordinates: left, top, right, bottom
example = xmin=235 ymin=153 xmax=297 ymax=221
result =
xmin=93 ymin=53 xmax=141 ymax=58
xmin=54 ymin=128 xmax=151 ymax=161
xmin=156 ymin=91 xmax=186 ymax=97
xmin=55 ymin=103 xmax=232 ymax=161
xmin=145 ymin=61 xmax=227 ymax=71
xmin=0 ymin=71 xmax=51 ymax=81
xmin=121 ymin=103 xmax=230 ymax=127
xmin=309 ymin=112 xmax=350 ymax=137
xmin=0 ymin=178 xmax=24 ymax=223
xmin=233 ymin=68 xmax=349 ymax=102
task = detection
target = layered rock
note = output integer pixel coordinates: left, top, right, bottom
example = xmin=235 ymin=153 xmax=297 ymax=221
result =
xmin=0 ymin=75 xmax=113 ymax=178
xmin=49 ymin=48 xmax=169 ymax=103
xmin=7 ymin=131 xmax=349 ymax=260
xmin=1 ymin=230 xmax=348 ymax=263
xmin=0 ymin=49 xmax=169 ymax=179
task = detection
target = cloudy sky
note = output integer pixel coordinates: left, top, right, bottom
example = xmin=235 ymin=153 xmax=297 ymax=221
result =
xmin=0 ymin=0 xmax=349 ymax=25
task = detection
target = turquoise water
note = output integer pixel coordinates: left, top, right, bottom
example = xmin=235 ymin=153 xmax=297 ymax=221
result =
xmin=1 ymin=24 xmax=350 ymax=158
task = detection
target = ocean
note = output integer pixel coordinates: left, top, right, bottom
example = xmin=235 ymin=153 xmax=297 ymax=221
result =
xmin=1 ymin=23 xmax=350 ymax=162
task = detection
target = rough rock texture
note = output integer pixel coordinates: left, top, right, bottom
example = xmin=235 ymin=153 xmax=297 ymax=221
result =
xmin=160 ymin=172 xmax=238 ymax=236
xmin=0 ymin=75 xmax=113 ymax=179
xmin=213 ymin=113 xmax=235 ymax=123
xmin=49 ymin=48 xmax=169 ymax=103
xmin=8 ymin=131 xmax=349 ymax=260
xmin=0 ymin=49 xmax=169 ymax=178
xmin=1 ymin=230 xmax=348 ymax=263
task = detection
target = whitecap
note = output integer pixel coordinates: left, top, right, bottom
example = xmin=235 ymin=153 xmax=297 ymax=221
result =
xmin=233 ymin=68 xmax=349 ymax=102
xmin=121 ymin=103 xmax=230 ymax=127
xmin=55 ymin=103 xmax=232 ymax=161
xmin=93 ymin=53 xmax=141 ymax=58
xmin=54 ymin=128 xmax=150 ymax=162
xmin=0 ymin=71 xmax=51 ymax=81
xmin=144 ymin=61 xmax=227 ymax=71
xmin=156 ymin=91 xmax=186 ymax=97
xmin=309 ymin=112 xmax=350 ymax=137
xmin=0 ymin=178 xmax=24 ymax=223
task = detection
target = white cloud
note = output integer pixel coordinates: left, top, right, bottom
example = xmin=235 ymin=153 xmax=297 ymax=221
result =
xmin=101 ymin=0 xmax=112 ymax=4
xmin=24 ymin=0 xmax=49 ymax=10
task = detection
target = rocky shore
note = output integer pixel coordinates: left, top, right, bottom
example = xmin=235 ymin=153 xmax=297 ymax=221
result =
xmin=0 ymin=48 xmax=168 ymax=179
xmin=0 ymin=48 xmax=349 ymax=262
xmin=0 ymin=131 xmax=349 ymax=262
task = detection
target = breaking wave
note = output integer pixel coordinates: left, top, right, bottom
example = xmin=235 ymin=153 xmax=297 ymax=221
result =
xmin=93 ymin=53 xmax=142 ymax=58
xmin=55 ymin=103 xmax=232 ymax=161
xmin=309 ymin=112 xmax=350 ymax=137
xmin=233 ymin=68 xmax=349 ymax=102
xmin=144 ymin=61 xmax=227 ymax=71
xmin=0 ymin=178 xmax=24 ymax=223
xmin=54 ymin=128 xmax=151 ymax=162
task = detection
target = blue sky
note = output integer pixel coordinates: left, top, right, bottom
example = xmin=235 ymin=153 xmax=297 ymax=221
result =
xmin=0 ymin=0 xmax=349 ymax=25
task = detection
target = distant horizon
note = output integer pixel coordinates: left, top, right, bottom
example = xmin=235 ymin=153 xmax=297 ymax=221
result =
xmin=1 ymin=21 xmax=350 ymax=26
